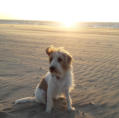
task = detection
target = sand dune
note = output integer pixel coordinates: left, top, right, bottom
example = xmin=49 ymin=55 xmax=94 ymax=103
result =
xmin=0 ymin=24 xmax=119 ymax=118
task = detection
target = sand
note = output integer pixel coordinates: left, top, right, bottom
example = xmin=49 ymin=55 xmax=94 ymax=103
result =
xmin=0 ymin=24 xmax=119 ymax=118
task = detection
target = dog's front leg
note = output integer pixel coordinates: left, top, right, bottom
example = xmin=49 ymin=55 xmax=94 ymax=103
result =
xmin=65 ymin=88 xmax=75 ymax=111
xmin=46 ymin=88 xmax=53 ymax=113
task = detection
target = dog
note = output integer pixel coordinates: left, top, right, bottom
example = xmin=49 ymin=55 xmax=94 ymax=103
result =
xmin=15 ymin=46 xmax=75 ymax=113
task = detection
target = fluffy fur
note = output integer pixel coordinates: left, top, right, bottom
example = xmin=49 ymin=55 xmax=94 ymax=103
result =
xmin=15 ymin=46 xmax=75 ymax=112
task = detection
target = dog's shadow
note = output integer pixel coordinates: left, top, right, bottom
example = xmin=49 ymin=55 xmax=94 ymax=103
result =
xmin=1 ymin=98 xmax=95 ymax=118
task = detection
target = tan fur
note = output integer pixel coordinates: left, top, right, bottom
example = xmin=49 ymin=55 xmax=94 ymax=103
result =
xmin=38 ymin=77 xmax=48 ymax=102
xmin=61 ymin=53 xmax=72 ymax=70
xmin=38 ymin=77 xmax=48 ymax=92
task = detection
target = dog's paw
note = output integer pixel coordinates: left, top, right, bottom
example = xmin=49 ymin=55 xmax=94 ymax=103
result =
xmin=68 ymin=107 xmax=75 ymax=111
xmin=45 ymin=110 xmax=51 ymax=113
xmin=45 ymin=108 xmax=52 ymax=113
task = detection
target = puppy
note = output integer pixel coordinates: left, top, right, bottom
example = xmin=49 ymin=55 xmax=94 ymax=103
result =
xmin=15 ymin=46 xmax=75 ymax=113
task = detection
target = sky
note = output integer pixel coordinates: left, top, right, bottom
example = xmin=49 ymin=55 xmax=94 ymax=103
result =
xmin=0 ymin=0 xmax=119 ymax=22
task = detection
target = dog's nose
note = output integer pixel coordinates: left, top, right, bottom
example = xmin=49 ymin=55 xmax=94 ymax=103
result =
xmin=50 ymin=66 xmax=55 ymax=72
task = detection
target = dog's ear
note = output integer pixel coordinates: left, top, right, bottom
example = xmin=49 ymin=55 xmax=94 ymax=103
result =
xmin=46 ymin=46 xmax=55 ymax=56
xmin=67 ymin=54 xmax=72 ymax=64
xmin=62 ymin=53 xmax=72 ymax=70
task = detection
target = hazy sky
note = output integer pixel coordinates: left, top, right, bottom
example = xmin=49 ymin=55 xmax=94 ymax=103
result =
xmin=0 ymin=0 xmax=119 ymax=22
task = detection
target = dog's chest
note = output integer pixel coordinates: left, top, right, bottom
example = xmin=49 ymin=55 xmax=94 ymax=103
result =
xmin=53 ymin=78 xmax=67 ymax=94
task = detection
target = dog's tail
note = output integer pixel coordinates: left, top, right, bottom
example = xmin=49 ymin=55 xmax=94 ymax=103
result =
xmin=15 ymin=97 xmax=36 ymax=104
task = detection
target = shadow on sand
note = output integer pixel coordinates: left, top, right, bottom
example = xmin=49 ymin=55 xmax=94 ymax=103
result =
xmin=1 ymin=98 xmax=96 ymax=118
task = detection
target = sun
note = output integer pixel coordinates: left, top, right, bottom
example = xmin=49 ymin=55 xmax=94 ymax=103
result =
xmin=60 ymin=20 xmax=77 ymax=28
xmin=63 ymin=21 xmax=75 ymax=27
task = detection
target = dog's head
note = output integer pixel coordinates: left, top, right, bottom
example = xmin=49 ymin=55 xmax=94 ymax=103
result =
xmin=46 ymin=46 xmax=72 ymax=78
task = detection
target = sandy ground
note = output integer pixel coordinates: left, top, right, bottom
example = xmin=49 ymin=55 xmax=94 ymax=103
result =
xmin=0 ymin=24 xmax=119 ymax=118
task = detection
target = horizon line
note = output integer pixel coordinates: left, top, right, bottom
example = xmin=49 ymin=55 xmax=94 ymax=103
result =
xmin=0 ymin=18 xmax=119 ymax=23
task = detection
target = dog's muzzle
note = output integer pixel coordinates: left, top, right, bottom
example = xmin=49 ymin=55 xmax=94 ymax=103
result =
xmin=49 ymin=66 xmax=56 ymax=73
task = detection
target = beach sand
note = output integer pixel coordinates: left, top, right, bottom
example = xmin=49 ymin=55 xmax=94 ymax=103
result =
xmin=0 ymin=24 xmax=119 ymax=118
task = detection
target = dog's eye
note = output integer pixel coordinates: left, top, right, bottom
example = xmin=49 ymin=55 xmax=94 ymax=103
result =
xmin=58 ymin=57 xmax=62 ymax=62
xmin=49 ymin=57 xmax=53 ymax=62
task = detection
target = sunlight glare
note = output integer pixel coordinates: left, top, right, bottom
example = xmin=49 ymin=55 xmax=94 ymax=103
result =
xmin=0 ymin=0 xmax=119 ymax=22
xmin=60 ymin=19 xmax=77 ymax=28
xmin=62 ymin=21 xmax=75 ymax=27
